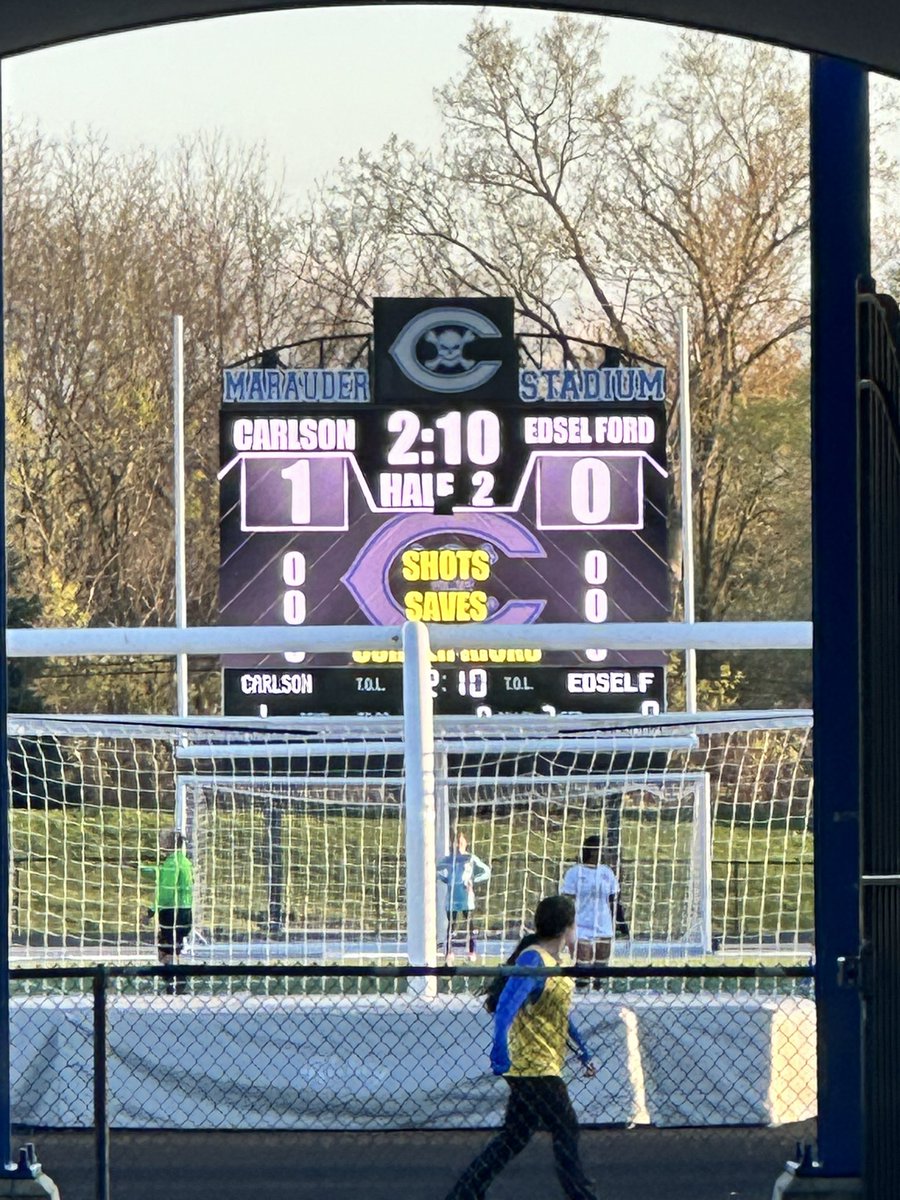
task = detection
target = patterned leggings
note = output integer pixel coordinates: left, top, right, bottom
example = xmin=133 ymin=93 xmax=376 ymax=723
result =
xmin=443 ymin=1076 xmax=599 ymax=1200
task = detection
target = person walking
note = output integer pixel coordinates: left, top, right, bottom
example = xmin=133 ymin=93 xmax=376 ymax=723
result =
xmin=444 ymin=894 xmax=599 ymax=1200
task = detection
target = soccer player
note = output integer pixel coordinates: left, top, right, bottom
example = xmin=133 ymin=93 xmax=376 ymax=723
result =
xmin=562 ymin=835 xmax=620 ymax=982
xmin=437 ymin=831 xmax=491 ymax=963
xmin=443 ymin=894 xmax=599 ymax=1200
xmin=141 ymin=829 xmax=194 ymax=994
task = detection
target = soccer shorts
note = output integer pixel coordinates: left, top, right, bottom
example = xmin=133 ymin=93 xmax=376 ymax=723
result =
xmin=575 ymin=937 xmax=612 ymax=963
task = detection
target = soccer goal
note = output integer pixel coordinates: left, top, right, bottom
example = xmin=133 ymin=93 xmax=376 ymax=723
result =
xmin=431 ymin=714 xmax=812 ymax=960
xmin=177 ymin=757 xmax=408 ymax=961
xmin=174 ymin=739 xmax=711 ymax=960
xmin=8 ymin=708 xmax=812 ymax=964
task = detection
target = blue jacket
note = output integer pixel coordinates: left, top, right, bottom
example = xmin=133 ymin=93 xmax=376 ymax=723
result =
xmin=436 ymin=851 xmax=491 ymax=912
xmin=490 ymin=948 xmax=592 ymax=1075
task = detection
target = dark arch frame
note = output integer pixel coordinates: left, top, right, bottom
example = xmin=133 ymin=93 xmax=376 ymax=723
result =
xmin=0 ymin=0 xmax=898 ymax=76
xmin=0 ymin=3 xmax=877 ymax=1196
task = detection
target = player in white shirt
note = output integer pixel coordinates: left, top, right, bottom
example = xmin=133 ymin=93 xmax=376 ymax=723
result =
xmin=561 ymin=836 xmax=620 ymax=980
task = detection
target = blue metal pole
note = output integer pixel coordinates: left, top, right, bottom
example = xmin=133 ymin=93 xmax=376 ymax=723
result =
xmin=809 ymin=54 xmax=868 ymax=1178
xmin=93 ymin=967 xmax=110 ymax=1200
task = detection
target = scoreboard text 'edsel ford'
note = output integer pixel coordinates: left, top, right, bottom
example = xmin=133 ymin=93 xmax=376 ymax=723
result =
xmin=222 ymin=365 xmax=666 ymax=404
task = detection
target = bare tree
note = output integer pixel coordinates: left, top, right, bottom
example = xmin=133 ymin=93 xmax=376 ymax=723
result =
xmin=4 ymin=127 xmax=313 ymax=708
xmin=619 ymin=35 xmax=809 ymax=617
xmin=337 ymin=18 xmax=811 ymax=622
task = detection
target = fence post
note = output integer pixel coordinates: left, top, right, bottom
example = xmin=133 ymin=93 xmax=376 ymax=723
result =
xmin=807 ymin=53 xmax=867 ymax=1183
xmin=402 ymin=621 xmax=437 ymax=998
xmin=93 ymin=966 xmax=109 ymax=1200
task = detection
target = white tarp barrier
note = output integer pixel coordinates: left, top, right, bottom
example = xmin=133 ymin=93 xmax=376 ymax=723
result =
xmin=10 ymin=992 xmax=815 ymax=1131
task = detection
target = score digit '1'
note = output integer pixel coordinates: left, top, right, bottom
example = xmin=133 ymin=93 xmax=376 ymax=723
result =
xmin=458 ymin=668 xmax=488 ymax=698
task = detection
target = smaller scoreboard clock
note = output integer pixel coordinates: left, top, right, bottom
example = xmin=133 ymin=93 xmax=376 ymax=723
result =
xmin=219 ymin=298 xmax=670 ymax=717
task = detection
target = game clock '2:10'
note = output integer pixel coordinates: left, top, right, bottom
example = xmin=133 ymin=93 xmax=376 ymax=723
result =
xmin=386 ymin=409 xmax=501 ymax=467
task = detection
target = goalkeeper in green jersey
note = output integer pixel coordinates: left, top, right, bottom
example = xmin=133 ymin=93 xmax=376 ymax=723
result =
xmin=141 ymin=830 xmax=194 ymax=993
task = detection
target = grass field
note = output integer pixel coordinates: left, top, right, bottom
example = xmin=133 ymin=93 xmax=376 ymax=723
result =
xmin=9 ymin=802 xmax=813 ymax=958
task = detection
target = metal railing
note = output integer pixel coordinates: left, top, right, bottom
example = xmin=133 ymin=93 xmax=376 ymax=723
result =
xmin=858 ymin=285 xmax=900 ymax=1199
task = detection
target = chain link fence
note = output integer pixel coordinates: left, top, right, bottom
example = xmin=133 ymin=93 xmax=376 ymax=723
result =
xmin=11 ymin=963 xmax=816 ymax=1200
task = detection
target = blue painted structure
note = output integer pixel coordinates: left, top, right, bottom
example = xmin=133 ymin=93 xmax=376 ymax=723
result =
xmin=809 ymin=56 xmax=869 ymax=1180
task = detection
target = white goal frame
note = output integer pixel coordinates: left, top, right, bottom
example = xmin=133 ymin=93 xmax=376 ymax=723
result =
xmin=174 ymin=766 xmax=713 ymax=963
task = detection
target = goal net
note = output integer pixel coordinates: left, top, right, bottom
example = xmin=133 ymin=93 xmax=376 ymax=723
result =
xmin=444 ymin=772 xmax=711 ymax=959
xmin=7 ymin=712 xmax=812 ymax=964
xmin=428 ymin=713 xmax=811 ymax=960
xmin=182 ymin=775 xmax=406 ymax=961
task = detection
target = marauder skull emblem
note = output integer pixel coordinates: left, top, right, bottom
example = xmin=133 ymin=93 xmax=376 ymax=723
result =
xmin=423 ymin=326 xmax=475 ymax=372
xmin=387 ymin=304 xmax=504 ymax=393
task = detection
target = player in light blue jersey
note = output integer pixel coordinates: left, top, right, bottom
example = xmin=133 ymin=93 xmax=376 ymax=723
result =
xmin=437 ymin=832 xmax=492 ymax=963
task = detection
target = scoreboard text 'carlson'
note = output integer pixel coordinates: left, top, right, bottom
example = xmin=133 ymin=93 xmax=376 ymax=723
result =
xmin=219 ymin=298 xmax=670 ymax=717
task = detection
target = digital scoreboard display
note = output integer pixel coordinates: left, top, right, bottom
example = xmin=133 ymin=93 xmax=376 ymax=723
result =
xmin=219 ymin=298 xmax=670 ymax=717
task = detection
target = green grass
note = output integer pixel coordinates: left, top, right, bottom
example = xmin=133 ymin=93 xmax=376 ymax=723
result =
xmin=10 ymin=805 xmax=814 ymax=954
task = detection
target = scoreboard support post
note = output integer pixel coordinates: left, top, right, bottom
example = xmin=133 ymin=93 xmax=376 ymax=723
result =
xmin=172 ymin=314 xmax=189 ymax=719
xmin=402 ymin=621 xmax=438 ymax=995
xmin=677 ymin=304 xmax=698 ymax=714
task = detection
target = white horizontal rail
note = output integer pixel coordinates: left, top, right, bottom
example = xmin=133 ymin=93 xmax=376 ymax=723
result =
xmin=432 ymin=736 xmax=700 ymax=754
xmin=181 ymin=775 xmax=406 ymax=788
xmin=177 ymin=736 xmax=698 ymax=760
xmin=6 ymin=621 xmax=812 ymax=658
xmin=5 ymin=626 xmax=401 ymax=657
xmin=180 ymin=773 xmax=707 ymax=789
xmin=428 ymin=621 xmax=812 ymax=651
xmin=5 ymin=708 xmax=814 ymax=736
xmin=177 ymin=742 xmax=400 ymax=760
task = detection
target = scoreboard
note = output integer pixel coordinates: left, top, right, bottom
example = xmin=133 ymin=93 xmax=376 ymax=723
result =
xmin=219 ymin=298 xmax=670 ymax=717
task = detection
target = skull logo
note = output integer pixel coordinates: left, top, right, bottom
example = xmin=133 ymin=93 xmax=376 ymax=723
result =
xmin=423 ymin=326 xmax=475 ymax=372
xmin=386 ymin=304 xmax=505 ymax=393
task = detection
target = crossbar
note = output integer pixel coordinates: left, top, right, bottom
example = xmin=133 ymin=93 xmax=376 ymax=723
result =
xmin=175 ymin=735 xmax=698 ymax=760
xmin=6 ymin=620 xmax=812 ymax=658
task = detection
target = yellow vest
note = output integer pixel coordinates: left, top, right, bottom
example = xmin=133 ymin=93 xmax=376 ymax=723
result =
xmin=507 ymin=945 xmax=573 ymax=1078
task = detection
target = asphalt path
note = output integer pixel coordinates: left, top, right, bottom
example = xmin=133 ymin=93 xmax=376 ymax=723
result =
xmin=18 ymin=1120 xmax=814 ymax=1200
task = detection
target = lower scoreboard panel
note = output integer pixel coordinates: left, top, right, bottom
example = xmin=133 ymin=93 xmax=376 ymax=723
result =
xmin=224 ymin=664 xmax=666 ymax=718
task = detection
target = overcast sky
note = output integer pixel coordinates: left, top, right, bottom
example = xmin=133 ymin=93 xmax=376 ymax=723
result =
xmin=6 ymin=2 xmax=897 ymax=237
xmin=2 ymin=5 xmax=679 ymax=200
